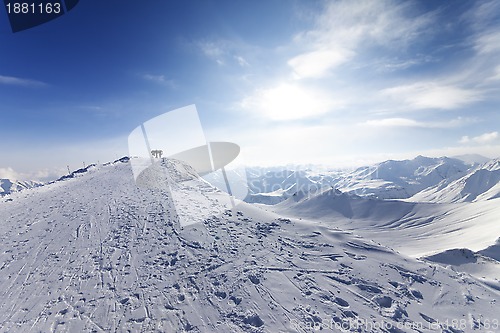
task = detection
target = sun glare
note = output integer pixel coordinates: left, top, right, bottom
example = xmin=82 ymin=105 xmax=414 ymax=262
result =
xmin=244 ymin=83 xmax=335 ymax=121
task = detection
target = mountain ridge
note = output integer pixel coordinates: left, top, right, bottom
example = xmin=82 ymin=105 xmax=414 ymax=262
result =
xmin=0 ymin=178 xmax=43 ymax=196
xmin=409 ymin=157 xmax=500 ymax=203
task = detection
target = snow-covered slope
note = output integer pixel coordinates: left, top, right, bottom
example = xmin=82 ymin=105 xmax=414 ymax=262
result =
xmin=479 ymin=238 xmax=500 ymax=262
xmin=0 ymin=178 xmax=43 ymax=196
xmin=271 ymin=183 xmax=500 ymax=288
xmin=1 ymin=158 xmax=499 ymax=332
xmin=423 ymin=248 xmax=500 ymax=289
xmin=275 ymin=187 xmax=417 ymax=221
xmin=409 ymin=158 xmax=500 ymax=203
xmin=244 ymin=189 xmax=289 ymax=205
xmin=274 ymin=187 xmax=500 ymax=254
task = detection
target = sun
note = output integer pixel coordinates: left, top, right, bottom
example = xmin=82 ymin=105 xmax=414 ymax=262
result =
xmin=243 ymin=83 xmax=336 ymax=121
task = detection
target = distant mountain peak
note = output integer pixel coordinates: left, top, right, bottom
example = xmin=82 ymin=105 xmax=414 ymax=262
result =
xmin=0 ymin=178 xmax=43 ymax=196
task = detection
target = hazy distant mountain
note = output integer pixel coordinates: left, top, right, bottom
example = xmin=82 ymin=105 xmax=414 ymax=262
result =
xmin=0 ymin=178 xmax=43 ymax=196
xmin=246 ymin=168 xmax=323 ymax=195
xmin=241 ymin=167 xmax=327 ymax=204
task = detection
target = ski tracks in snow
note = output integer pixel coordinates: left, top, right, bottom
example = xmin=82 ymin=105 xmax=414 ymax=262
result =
xmin=0 ymin=162 xmax=498 ymax=332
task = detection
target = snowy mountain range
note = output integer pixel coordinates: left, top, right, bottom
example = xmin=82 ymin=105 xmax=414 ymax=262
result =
xmin=409 ymin=158 xmax=500 ymax=203
xmin=261 ymin=156 xmax=500 ymax=291
xmin=0 ymin=178 xmax=43 ymax=196
xmin=271 ymin=179 xmax=500 ymax=258
xmin=244 ymin=155 xmax=500 ymax=287
xmin=0 ymin=156 xmax=499 ymax=332
xmin=335 ymin=155 xmax=471 ymax=199
xmin=244 ymin=155 xmax=498 ymax=204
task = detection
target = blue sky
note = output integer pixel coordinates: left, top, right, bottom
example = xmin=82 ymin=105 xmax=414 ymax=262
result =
xmin=1 ymin=0 xmax=499 ymax=181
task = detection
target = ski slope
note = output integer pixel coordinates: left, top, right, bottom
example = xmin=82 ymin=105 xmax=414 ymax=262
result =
xmin=0 ymin=159 xmax=499 ymax=332
xmin=0 ymin=159 xmax=500 ymax=332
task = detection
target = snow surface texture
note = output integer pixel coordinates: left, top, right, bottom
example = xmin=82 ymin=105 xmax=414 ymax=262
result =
xmin=0 ymin=158 xmax=499 ymax=332
xmin=134 ymin=158 xmax=233 ymax=227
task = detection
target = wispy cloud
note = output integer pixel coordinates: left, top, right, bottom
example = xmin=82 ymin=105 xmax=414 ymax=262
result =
xmin=377 ymin=3 xmax=499 ymax=112
xmin=362 ymin=117 xmax=475 ymax=128
xmin=234 ymin=55 xmax=250 ymax=67
xmin=474 ymin=31 xmax=500 ymax=55
xmin=0 ymin=167 xmax=21 ymax=180
xmin=375 ymin=54 xmax=438 ymax=72
xmin=489 ymin=65 xmax=500 ymax=81
xmin=460 ymin=131 xmax=498 ymax=144
xmin=362 ymin=118 xmax=422 ymax=127
xmin=288 ymin=49 xmax=354 ymax=79
xmin=0 ymin=75 xmax=47 ymax=87
xmin=464 ymin=0 xmax=500 ymax=31
xmin=471 ymin=33 xmax=500 ymax=84
xmin=459 ymin=1 xmax=500 ymax=84
xmin=198 ymin=40 xmax=225 ymax=65
xmin=142 ymin=74 xmax=176 ymax=88
xmin=197 ymin=39 xmax=255 ymax=68
xmin=0 ymin=166 xmax=62 ymax=182
xmin=381 ymin=82 xmax=481 ymax=110
xmin=230 ymin=1 xmax=499 ymax=163
xmin=288 ymin=0 xmax=434 ymax=79
xmin=79 ymin=105 xmax=102 ymax=111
